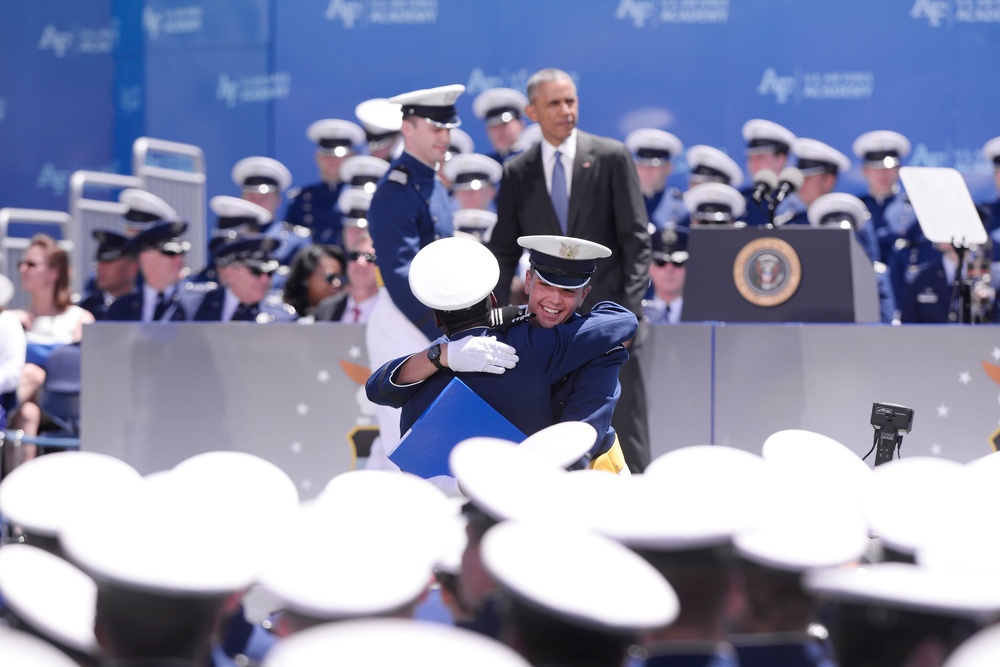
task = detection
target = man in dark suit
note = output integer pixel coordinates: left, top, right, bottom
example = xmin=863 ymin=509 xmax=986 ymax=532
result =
xmin=487 ymin=67 xmax=652 ymax=472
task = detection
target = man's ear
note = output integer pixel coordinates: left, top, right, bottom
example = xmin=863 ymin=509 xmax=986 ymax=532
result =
xmin=581 ymin=285 xmax=592 ymax=303
xmin=489 ymin=293 xmax=498 ymax=308
xmin=433 ymin=311 xmax=444 ymax=329
xmin=524 ymin=102 xmax=539 ymax=124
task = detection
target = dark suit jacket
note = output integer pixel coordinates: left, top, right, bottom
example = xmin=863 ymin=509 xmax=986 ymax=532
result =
xmin=489 ymin=130 xmax=651 ymax=318
xmin=313 ymin=293 xmax=349 ymax=322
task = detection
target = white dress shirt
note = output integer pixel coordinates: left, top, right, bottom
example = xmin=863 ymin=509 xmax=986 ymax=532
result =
xmin=539 ymin=129 xmax=577 ymax=200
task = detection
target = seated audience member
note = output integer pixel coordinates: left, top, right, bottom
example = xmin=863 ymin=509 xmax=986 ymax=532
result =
xmin=442 ymin=153 xmax=502 ymax=212
xmin=191 ymin=195 xmax=272 ymax=284
xmin=355 ymin=97 xmax=404 ymax=161
xmin=643 ymin=228 xmax=688 ymax=325
xmin=684 ymin=182 xmax=747 ymax=227
xmin=285 ymin=118 xmax=366 ymax=246
xmin=740 ymin=119 xmax=797 ymax=227
xmin=339 ymin=154 xmax=390 ymax=196
xmin=282 ymin=244 xmax=348 ymax=320
xmin=194 ymin=236 xmax=297 ymax=322
xmin=314 ymin=236 xmax=379 ymax=323
xmin=5 ymin=236 xmax=93 ymax=466
xmin=77 ymin=229 xmax=138 ymax=320
xmin=900 ymin=240 xmax=994 ymax=324
xmin=807 ymin=192 xmax=896 ymax=323
xmin=0 ymin=274 xmax=27 ymax=430
xmin=337 ymin=185 xmax=375 ymax=253
xmin=625 ymin=128 xmax=685 ymax=233
xmin=105 ymin=221 xmax=203 ymax=322
xmin=472 ymin=87 xmax=528 ymax=164
xmin=452 ymin=209 xmax=498 ymax=245
xmin=853 ymin=130 xmax=915 ymax=264
xmin=779 ymin=138 xmax=851 ymax=227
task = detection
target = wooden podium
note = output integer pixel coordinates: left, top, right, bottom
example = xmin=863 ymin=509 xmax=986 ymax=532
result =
xmin=680 ymin=227 xmax=879 ymax=323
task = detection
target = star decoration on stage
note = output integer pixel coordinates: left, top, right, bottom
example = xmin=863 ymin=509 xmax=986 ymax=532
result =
xmin=348 ymin=345 xmax=362 ymax=359
xmin=959 ymin=371 xmax=971 ymax=385
xmin=992 ymin=347 xmax=1000 ymax=362
xmin=317 ymin=369 xmax=330 ymax=383
xmin=300 ymin=479 xmax=313 ymax=492
xmin=936 ymin=404 xmax=949 ymax=417
xmin=291 ymin=441 xmax=303 ymax=454
xmin=930 ymin=443 xmax=943 ymax=456
xmin=296 ymin=402 xmax=309 ymax=416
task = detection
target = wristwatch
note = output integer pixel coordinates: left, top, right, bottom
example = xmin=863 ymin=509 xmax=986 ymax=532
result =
xmin=426 ymin=343 xmax=445 ymax=371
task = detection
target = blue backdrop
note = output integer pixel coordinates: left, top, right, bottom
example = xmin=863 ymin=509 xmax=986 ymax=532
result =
xmin=2 ymin=0 xmax=999 ymax=240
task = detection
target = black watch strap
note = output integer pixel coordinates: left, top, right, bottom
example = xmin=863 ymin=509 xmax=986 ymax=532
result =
xmin=427 ymin=343 xmax=445 ymax=370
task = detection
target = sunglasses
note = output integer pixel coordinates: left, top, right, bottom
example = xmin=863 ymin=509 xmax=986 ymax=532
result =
xmin=349 ymin=252 xmax=377 ymax=263
xmin=246 ymin=265 xmax=275 ymax=278
xmin=18 ymin=260 xmax=41 ymax=269
xmin=325 ymin=273 xmax=346 ymax=288
xmin=653 ymin=256 xmax=687 ymax=268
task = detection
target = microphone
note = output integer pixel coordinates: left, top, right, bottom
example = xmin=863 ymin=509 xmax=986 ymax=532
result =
xmin=772 ymin=167 xmax=804 ymax=206
xmin=750 ymin=169 xmax=778 ymax=203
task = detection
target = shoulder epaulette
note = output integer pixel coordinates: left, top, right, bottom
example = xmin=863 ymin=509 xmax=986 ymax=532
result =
xmin=388 ymin=167 xmax=409 ymax=186
xmin=286 ymin=187 xmax=302 ymax=200
xmin=490 ymin=306 xmax=535 ymax=331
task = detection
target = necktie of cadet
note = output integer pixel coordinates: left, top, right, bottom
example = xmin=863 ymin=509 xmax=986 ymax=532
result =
xmin=551 ymin=150 xmax=568 ymax=233
xmin=232 ymin=304 xmax=253 ymax=322
xmin=351 ymin=306 xmax=362 ymax=323
xmin=152 ymin=292 xmax=169 ymax=321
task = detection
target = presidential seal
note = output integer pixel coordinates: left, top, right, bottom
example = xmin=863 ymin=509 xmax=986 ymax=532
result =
xmin=733 ymin=237 xmax=801 ymax=307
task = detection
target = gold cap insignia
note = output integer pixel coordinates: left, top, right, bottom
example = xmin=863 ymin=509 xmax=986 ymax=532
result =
xmin=559 ymin=243 xmax=580 ymax=259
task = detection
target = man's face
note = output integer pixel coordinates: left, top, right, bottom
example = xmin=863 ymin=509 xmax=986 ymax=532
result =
xmin=862 ymin=165 xmax=900 ymax=197
xmin=453 ymin=186 xmax=496 ymax=211
xmin=316 ymin=151 xmax=353 ymax=184
xmin=486 ymin=119 xmax=524 ymax=155
xmin=347 ymin=238 xmax=379 ymax=293
xmin=222 ymin=262 xmax=271 ymax=305
xmin=747 ymin=151 xmax=787 ymax=177
xmin=797 ymin=172 xmax=836 ymax=206
xmin=526 ymin=78 xmax=578 ymax=146
xmin=636 ymin=163 xmax=672 ymax=195
xmin=95 ymin=257 xmax=138 ymax=296
xmin=649 ymin=255 xmax=686 ymax=301
xmin=138 ymin=248 xmax=185 ymax=292
xmin=401 ymin=118 xmax=451 ymax=166
xmin=524 ymin=269 xmax=590 ymax=328
xmin=242 ymin=188 xmax=282 ymax=218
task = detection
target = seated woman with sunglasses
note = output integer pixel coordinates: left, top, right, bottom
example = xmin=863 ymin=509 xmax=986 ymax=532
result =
xmin=5 ymin=235 xmax=94 ymax=467
xmin=314 ymin=236 xmax=380 ymax=323
xmin=282 ymin=243 xmax=348 ymax=321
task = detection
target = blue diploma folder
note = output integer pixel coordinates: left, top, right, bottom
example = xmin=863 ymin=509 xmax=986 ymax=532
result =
xmin=389 ymin=377 xmax=526 ymax=478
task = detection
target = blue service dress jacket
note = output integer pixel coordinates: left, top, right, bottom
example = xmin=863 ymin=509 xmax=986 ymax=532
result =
xmin=104 ymin=284 xmax=206 ymax=322
xmin=647 ymin=187 xmax=687 ymax=232
xmin=368 ymin=151 xmax=455 ymax=341
xmin=365 ymin=301 xmax=637 ymax=439
xmin=284 ymin=180 xmax=346 ymax=246
xmin=192 ymin=287 xmax=298 ymax=322
xmin=860 ymin=190 xmax=916 ymax=264
xmin=732 ymin=633 xmax=837 ymax=667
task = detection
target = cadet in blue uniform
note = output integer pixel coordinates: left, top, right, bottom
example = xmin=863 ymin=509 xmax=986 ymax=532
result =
xmin=852 ymin=130 xmax=917 ymax=264
xmin=740 ymin=119 xmax=797 ymax=227
xmin=77 ymin=230 xmax=138 ymax=320
xmin=643 ymin=228 xmax=689 ymax=325
xmin=472 ymin=87 xmax=528 ymax=165
xmin=452 ymin=209 xmax=498 ymax=245
xmin=193 ymin=236 xmax=297 ymax=322
xmin=231 ymin=156 xmax=310 ymax=268
xmin=369 ymin=236 xmax=636 ymax=477
xmin=105 ymin=221 xmax=206 ymax=322
xmin=681 ymin=145 xmax=745 ymax=230
xmin=355 ymin=97 xmax=403 ymax=162
xmin=684 ymin=181 xmax=747 ymax=227
xmin=365 ymin=82 xmax=464 ymax=471
xmin=285 ymin=119 xmax=366 ymax=246
xmin=366 ymin=235 xmax=636 ymax=456
xmin=808 ymin=193 xmax=897 ymax=323
xmin=900 ymin=242 xmax=966 ymax=323
xmin=337 ymin=187 xmax=374 ymax=252
xmin=442 ymin=152 xmax=503 ymax=213
xmin=625 ymin=128 xmax=686 ymax=233
xmin=779 ymin=138 xmax=853 ymax=228
xmin=191 ymin=195 xmax=272 ymax=285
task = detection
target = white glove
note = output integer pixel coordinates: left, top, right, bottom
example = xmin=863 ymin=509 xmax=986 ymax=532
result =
xmin=446 ymin=336 xmax=519 ymax=374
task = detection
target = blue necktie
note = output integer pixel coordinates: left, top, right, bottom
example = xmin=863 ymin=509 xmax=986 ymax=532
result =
xmin=550 ymin=150 xmax=568 ymax=233
xmin=152 ymin=292 xmax=169 ymax=321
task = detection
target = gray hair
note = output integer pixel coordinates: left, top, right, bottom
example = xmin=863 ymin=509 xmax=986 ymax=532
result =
xmin=526 ymin=68 xmax=574 ymax=103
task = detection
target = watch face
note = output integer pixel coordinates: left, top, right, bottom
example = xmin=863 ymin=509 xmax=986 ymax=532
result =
xmin=427 ymin=343 xmax=443 ymax=368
